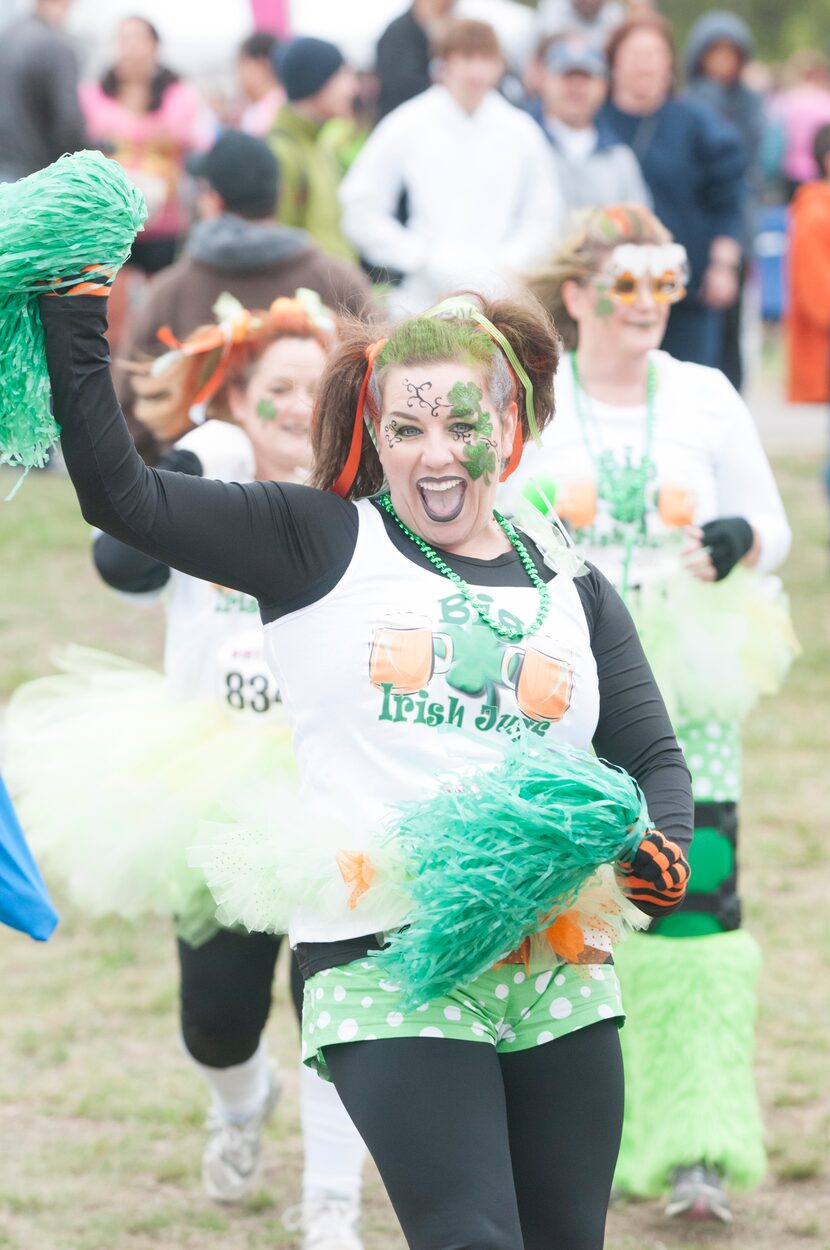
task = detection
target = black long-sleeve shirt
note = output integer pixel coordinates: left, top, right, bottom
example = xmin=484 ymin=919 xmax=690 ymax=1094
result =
xmin=375 ymin=8 xmax=431 ymax=121
xmin=44 ymin=297 xmax=693 ymax=865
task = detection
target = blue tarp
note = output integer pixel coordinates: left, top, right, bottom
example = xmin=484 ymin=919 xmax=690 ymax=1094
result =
xmin=0 ymin=771 xmax=58 ymax=940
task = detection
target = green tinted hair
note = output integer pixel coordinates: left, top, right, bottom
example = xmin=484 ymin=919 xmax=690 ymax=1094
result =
xmin=310 ymin=291 xmax=560 ymax=500
xmin=370 ymin=317 xmax=514 ymax=417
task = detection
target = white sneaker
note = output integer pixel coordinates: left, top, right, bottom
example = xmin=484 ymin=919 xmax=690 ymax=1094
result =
xmin=665 ymin=1163 xmax=733 ymax=1223
xmin=284 ymin=1193 xmax=363 ymax=1250
xmin=201 ymin=1069 xmax=281 ymax=1203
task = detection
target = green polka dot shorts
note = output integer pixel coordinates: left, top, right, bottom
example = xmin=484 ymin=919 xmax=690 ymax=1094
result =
xmin=676 ymin=718 xmax=741 ymax=803
xmin=301 ymin=957 xmax=624 ymax=1080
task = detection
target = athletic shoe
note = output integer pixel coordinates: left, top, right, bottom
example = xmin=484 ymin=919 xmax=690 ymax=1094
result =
xmin=665 ymin=1163 xmax=732 ymax=1223
xmin=284 ymin=1193 xmax=363 ymax=1250
xmin=201 ymin=1068 xmax=281 ymax=1203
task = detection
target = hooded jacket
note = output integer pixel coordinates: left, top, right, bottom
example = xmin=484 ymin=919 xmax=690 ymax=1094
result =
xmin=683 ymin=12 xmax=763 ymax=247
xmin=116 ymin=213 xmax=375 ymax=456
xmin=787 ymin=180 xmax=830 ymax=402
xmin=529 ymin=102 xmax=651 ymax=216
xmin=121 ymin=214 xmax=374 ymax=363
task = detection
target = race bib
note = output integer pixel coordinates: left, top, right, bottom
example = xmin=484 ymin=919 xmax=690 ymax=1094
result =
xmin=215 ymin=630 xmax=281 ymax=715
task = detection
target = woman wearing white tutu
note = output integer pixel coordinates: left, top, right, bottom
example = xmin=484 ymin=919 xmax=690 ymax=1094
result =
xmin=23 ymin=253 xmax=699 ymax=1249
xmin=504 ymin=203 xmax=795 ymax=1222
xmin=6 ymin=293 xmax=368 ymax=1249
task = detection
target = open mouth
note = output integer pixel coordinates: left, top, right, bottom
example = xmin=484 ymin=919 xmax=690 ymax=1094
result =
xmin=417 ymin=476 xmax=467 ymax=523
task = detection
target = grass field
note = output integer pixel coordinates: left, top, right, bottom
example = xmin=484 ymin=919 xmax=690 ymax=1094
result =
xmin=1 ymin=453 xmax=828 ymax=1250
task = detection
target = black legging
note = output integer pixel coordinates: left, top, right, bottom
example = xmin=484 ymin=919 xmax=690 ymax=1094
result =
xmin=177 ymin=928 xmax=304 ymax=1068
xmin=324 ymin=1019 xmax=624 ymax=1250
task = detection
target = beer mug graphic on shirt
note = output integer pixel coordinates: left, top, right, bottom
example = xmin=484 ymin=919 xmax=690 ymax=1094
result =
xmin=657 ymin=483 xmax=695 ymax=528
xmin=500 ymin=637 xmax=574 ymax=723
xmin=369 ymin=613 xmax=454 ymax=695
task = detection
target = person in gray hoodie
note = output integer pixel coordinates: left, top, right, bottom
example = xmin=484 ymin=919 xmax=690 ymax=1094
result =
xmin=530 ymin=35 xmax=651 ymax=222
xmin=118 ymin=129 xmax=375 ymax=458
xmin=683 ymin=11 xmax=764 ymax=390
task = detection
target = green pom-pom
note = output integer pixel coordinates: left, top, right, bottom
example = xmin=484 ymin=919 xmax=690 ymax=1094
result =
xmin=374 ymin=738 xmax=647 ymax=1007
xmin=0 ymin=151 xmax=147 ymax=474
xmin=521 ymin=475 xmax=557 ymax=516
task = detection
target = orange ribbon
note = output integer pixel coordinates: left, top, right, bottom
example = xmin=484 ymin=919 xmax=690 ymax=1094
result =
xmin=332 ymin=339 xmax=387 ymax=498
xmin=336 ymin=850 xmax=377 ymax=910
xmin=543 ymin=912 xmax=587 ymax=963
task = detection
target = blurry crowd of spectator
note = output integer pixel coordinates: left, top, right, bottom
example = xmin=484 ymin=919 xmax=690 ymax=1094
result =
xmin=3 ymin=0 xmax=830 ymax=411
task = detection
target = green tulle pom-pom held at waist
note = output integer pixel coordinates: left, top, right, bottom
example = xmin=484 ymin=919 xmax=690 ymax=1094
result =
xmin=0 ymin=150 xmax=146 ymax=486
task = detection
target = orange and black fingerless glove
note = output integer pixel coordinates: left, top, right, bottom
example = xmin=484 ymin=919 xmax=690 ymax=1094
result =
xmin=617 ymin=829 xmax=690 ymax=916
xmin=42 ymin=266 xmax=114 ymax=297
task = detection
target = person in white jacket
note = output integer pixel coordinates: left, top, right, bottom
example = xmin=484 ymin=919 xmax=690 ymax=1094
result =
xmin=340 ymin=18 xmax=566 ymax=316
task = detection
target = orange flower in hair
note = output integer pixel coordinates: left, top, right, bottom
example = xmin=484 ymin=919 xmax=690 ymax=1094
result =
xmin=148 ymin=289 xmax=335 ymax=430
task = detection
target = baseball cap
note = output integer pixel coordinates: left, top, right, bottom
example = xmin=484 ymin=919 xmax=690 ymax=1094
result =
xmin=544 ymin=37 xmax=607 ymax=77
xmin=188 ymin=130 xmax=278 ymax=217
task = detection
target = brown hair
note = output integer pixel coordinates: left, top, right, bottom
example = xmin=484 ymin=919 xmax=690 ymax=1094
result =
xmin=432 ymin=18 xmax=503 ymax=62
xmin=605 ymin=13 xmax=676 ymax=74
xmin=310 ymin=292 xmax=560 ymax=500
xmin=527 ymin=204 xmax=673 ymax=350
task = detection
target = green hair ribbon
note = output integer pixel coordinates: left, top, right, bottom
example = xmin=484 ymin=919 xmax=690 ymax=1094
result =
xmin=424 ymin=296 xmax=540 ymax=442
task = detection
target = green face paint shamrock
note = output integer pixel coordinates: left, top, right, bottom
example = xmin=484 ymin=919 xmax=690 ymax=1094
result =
xmin=593 ymin=280 xmax=615 ymax=319
xmin=256 ymin=398 xmax=277 ymax=422
xmin=447 ymin=380 xmax=499 ymax=484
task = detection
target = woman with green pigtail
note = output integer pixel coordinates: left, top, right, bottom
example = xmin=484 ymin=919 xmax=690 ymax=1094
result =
xmin=509 ymin=202 xmax=796 ymax=1225
xmin=7 ymin=155 xmax=693 ymax=1247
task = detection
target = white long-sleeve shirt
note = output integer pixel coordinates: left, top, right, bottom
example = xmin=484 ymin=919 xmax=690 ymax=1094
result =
xmin=501 ymin=350 xmax=792 ymax=582
xmin=339 ymin=85 xmax=566 ymax=314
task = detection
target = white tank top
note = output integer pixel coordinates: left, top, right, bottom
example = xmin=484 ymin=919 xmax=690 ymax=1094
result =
xmin=264 ymin=498 xmax=601 ymax=943
xmin=162 ymin=421 xmax=281 ymax=716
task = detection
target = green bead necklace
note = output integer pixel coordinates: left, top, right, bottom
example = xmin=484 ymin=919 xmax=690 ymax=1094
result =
xmin=569 ymin=351 xmax=658 ymax=600
xmin=377 ymin=493 xmax=550 ymax=643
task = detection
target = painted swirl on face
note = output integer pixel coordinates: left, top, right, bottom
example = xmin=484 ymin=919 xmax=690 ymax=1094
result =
xmin=383 ymin=418 xmax=403 ymax=448
xmin=256 ymin=398 xmax=278 ymax=422
xmin=447 ymin=380 xmax=498 ymax=483
xmin=405 ymin=378 xmax=447 ymax=418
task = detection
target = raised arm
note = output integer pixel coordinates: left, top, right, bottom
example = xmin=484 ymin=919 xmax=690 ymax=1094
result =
xmin=92 ymin=447 xmax=202 ymax=595
xmin=41 ymin=295 xmax=357 ymax=613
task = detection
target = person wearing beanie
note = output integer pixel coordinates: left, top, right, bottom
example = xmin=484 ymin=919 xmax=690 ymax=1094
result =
xmin=115 ymin=129 xmax=375 ymax=458
xmin=267 ymin=36 xmax=358 ymax=261
xmin=683 ymin=11 xmax=765 ymax=392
